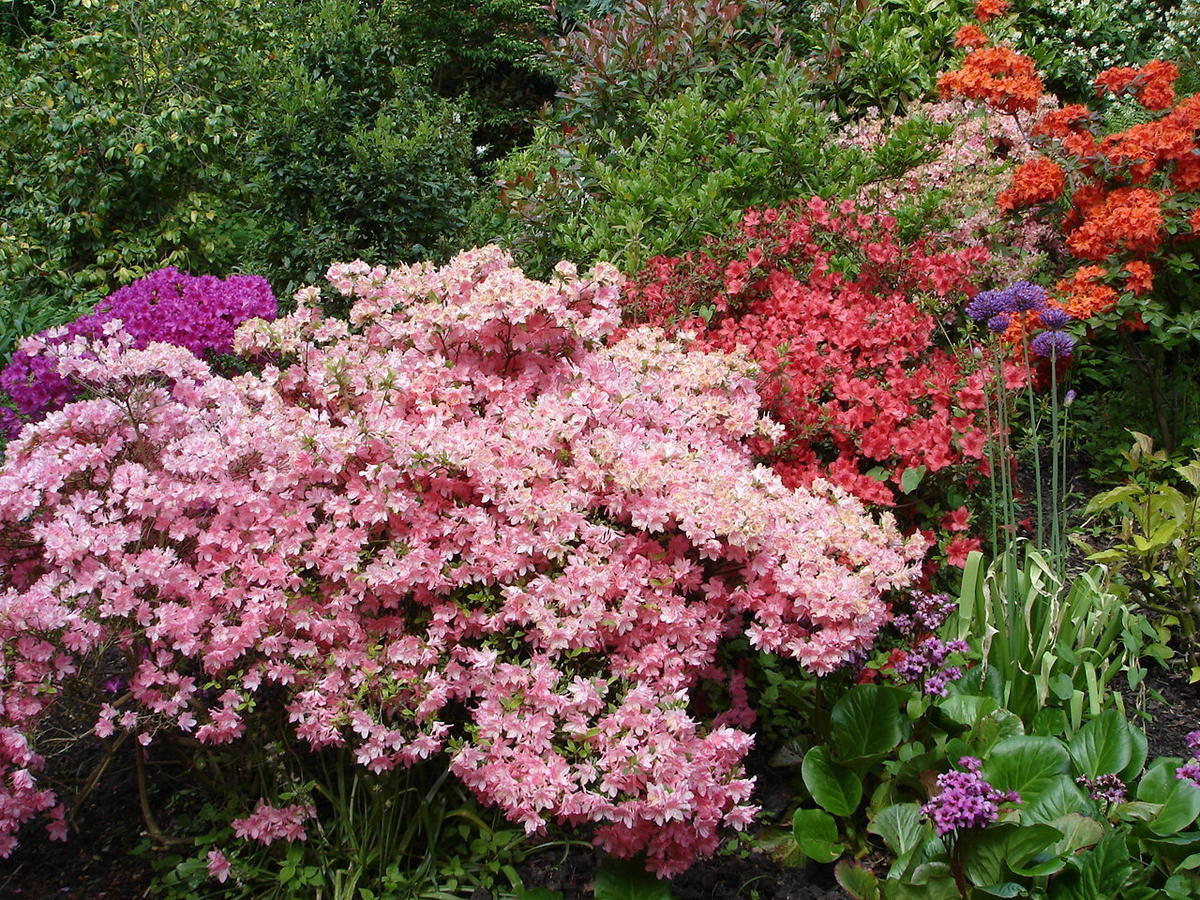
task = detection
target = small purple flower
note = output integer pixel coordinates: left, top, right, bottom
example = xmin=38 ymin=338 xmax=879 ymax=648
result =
xmin=1030 ymin=330 xmax=1076 ymax=358
xmin=1064 ymin=389 xmax=1077 ymax=406
xmin=921 ymin=757 xmax=1020 ymax=836
xmin=892 ymin=636 xmax=970 ymax=697
xmin=102 ymin=677 xmax=125 ymax=694
xmin=1076 ymin=773 xmax=1126 ymax=806
xmin=1005 ymin=281 xmax=1048 ymax=312
xmin=987 ymin=313 xmax=1011 ymax=334
xmin=1038 ymin=307 xmax=1074 ymax=329
xmin=0 ymin=407 xmax=21 ymax=442
xmin=893 ymin=591 xmax=956 ymax=635
xmin=1177 ymin=731 xmax=1200 ymax=787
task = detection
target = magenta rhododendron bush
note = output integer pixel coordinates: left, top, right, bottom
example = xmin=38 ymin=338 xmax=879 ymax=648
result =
xmin=0 ymin=247 xmax=923 ymax=874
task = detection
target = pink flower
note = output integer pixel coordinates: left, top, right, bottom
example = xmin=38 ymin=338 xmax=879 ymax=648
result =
xmin=206 ymin=849 xmax=232 ymax=883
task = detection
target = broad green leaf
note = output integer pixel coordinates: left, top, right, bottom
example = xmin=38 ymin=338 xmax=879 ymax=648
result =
xmin=938 ymin=694 xmax=996 ymax=727
xmin=593 ymin=858 xmax=672 ymax=900
xmin=983 ymin=736 xmax=1070 ymax=810
xmin=1069 ymin=710 xmax=1132 ymax=777
xmin=802 ymin=746 xmax=862 ymax=817
xmin=900 ymin=465 xmax=926 ymax=494
xmin=834 ymin=861 xmax=879 ymax=900
xmin=830 ymin=685 xmax=907 ymax=761
xmin=792 ymin=808 xmax=843 ymax=864
xmin=867 ymin=803 xmax=924 ymax=858
xmin=961 ymin=823 xmax=1062 ymax=886
xmin=1138 ymin=759 xmax=1200 ymax=835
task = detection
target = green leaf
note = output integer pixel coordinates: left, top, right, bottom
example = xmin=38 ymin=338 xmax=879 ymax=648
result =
xmin=1138 ymin=759 xmax=1200 ymax=835
xmin=868 ymin=803 xmax=925 ymax=858
xmin=1069 ymin=710 xmax=1133 ymax=777
xmin=961 ymin=823 xmax=1062 ymax=886
xmin=938 ymin=694 xmax=997 ymax=727
xmin=802 ymin=745 xmax=862 ymax=817
xmin=834 ymin=861 xmax=880 ymax=900
xmin=593 ymin=858 xmax=672 ymax=900
xmin=1049 ymin=831 xmax=1131 ymax=900
xmin=830 ymin=685 xmax=907 ymax=762
xmin=970 ymin=708 xmax=1025 ymax=755
xmin=793 ymin=808 xmax=844 ymax=864
xmin=1049 ymin=813 xmax=1104 ymax=857
xmin=984 ymin=736 xmax=1071 ymax=811
xmin=900 ymin=466 xmax=927 ymax=494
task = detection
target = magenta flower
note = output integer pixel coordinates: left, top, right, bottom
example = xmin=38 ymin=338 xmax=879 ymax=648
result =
xmin=921 ymin=756 xmax=1020 ymax=835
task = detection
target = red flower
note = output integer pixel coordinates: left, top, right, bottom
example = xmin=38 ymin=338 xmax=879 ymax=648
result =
xmin=945 ymin=536 xmax=982 ymax=568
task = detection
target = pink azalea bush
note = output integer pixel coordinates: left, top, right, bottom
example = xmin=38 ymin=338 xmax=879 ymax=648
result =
xmin=0 ymin=247 xmax=923 ymax=875
xmin=838 ymin=98 xmax=1059 ymax=285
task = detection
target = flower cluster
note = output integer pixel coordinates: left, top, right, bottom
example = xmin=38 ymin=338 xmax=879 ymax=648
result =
xmin=0 ymin=247 xmax=924 ymax=875
xmin=627 ymin=198 xmax=990 ymax=510
xmin=1176 ymin=731 xmax=1200 ymax=787
xmin=939 ymin=9 xmax=1200 ymax=338
xmin=937 ymin=46 xmax=1043 ymax=114
xmin=889 ymin=636 xmax=969 ymax=696
xmin=891 ymin=590 xmax=957 ymax=636
xmin=921 ymin=756 xmax=1020 ymax=835
xmin=966 ymin=281 xmax=1077 ymax=359
xmin=1076 ymin=773 xmax=1127 ymax=806
xmin=0 ymin=267 xmax=276 ymax=423
xmin=231 ymin=801 xmax=317 ymax=845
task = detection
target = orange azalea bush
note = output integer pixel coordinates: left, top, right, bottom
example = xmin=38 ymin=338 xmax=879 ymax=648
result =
xmin=939 ymin=0 xmax=1200 ymax=351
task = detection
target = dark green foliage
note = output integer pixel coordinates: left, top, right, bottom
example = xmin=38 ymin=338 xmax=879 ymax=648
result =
xmin=243 ymin=1 xmax=481 ymax=295
xmin=381 ymin=0 xmax=557 ymax=158
xmin=788 ymin=0 xmax=975 ymax=117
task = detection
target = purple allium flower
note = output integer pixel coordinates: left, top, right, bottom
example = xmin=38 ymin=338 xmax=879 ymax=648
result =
xmin=893 ymin=591 xmax=956 ymax=635
xmin=1038 ymin=307 xmax=1074 ymax=329
xmin=921 ymin=757 xmax=1020 ymax=836
xmin=965 ymin=289 xmax=1007 ymax=323
xmin=1005 ymin=281 xmax=1048 ymax=312
xmin=1030 ymin=330 xmax=1077 ymax=358
xmin=987 ymin=313 xmax=1011 ymax=334
xmin=892 ymin=636 xmax=970 ymax=696
xmin=1076 ymin=774 xmax=1127 ymax=806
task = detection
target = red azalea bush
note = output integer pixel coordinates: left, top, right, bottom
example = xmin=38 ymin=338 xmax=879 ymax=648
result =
xmin=0 ymin=247 xmax=924 ymax=875
xmin=626 ymin=197 xmax=990 ymax=518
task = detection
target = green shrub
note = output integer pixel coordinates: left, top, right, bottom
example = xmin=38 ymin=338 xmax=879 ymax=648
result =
xmin=476 ymin=56 xmax=941 ymax=275
xmin=243 ymin=1 xmax=480 ymax=296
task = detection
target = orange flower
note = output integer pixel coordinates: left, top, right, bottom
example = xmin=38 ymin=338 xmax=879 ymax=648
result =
xmin=1173 ymin=156 xmax=1200 ymax=192
xmin=1054 ymin=267 xmax=1118 ymax=319
xmin=997 ymin=157 xmax=1066 ymax=210
xmin=938 ymin=46 xmax=1043 ymax=114
xmin=1095 ymin=66 xmax=1139 ymax=96
xmin=1191 ymin=207 xmax=1200 ymax=235
xmin=1136 ymin=60 xmax=1179 ymax=110
xmin=1123 ymin=261 xmax=1154 ymax=295
xmin=1065 ymin=187 xmax=1165 ymax=261
xmin=975 ymin=0 xmax=1010 ymax=22
xmin=1032 ymin=104 xmax=1092 ymax=139
xmin=954 ymin=24 xmax=989 ymax=49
